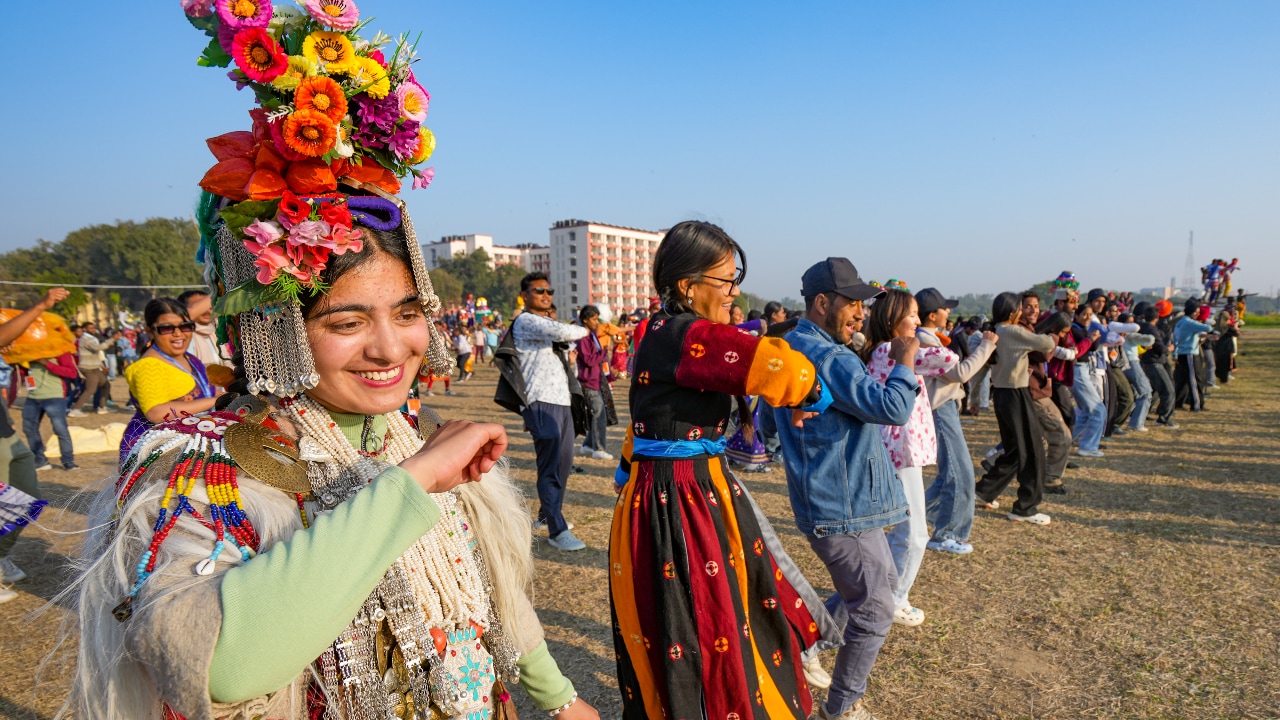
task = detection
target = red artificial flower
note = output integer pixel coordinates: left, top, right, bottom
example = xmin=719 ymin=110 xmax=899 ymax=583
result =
xmin=278 ymin=191 xmax=313 ymax=227
xmin=232 ymin=28 xmax=289 ymax=84
xmin=317 ymin=199 xmax=352 ymax=229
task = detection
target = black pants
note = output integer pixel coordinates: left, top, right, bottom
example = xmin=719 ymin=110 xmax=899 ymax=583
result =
xmin=975 ymin=387 xmax=1045 ymax=517
xmin=1173 ymin=354 xmax=1205 ymax=411
xmin=521 ymin=401 xmax=575 ymax=536
xmin=1143 ymin=362 xmax=1175 ymax=423
xmin=1107 ymin=369 xmax=1134 ymax=435
xmin=1050 ymin=380 xmax=1075 ymax=431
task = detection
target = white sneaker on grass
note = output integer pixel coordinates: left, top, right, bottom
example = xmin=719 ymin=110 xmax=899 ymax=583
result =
xmin=893 ymin=605 xmax=925 ymax=627
xmin=1008 ymin=512 xmax=1051 ymax=526
xmin=926 ymin=538 xmax=973 ymax=555
xmin=0 ymin=558 xmax=27 ymax=584
xmin=818 ymin=700 xmax=878 ymax=720
xmin=548 ymin=530 xmax=586 ymax=551
xmin=590 ymin=449 xmax=614 ymax=461
xmin=531 ymin=519 xmax=575 ymax=533
xmin=0 ymin=587 xmax=17 ymax=605
xmin=577 ymin=445 xmax=593 ymax=456
xmin=1075 ymin=448 xmax=1104 ymax=458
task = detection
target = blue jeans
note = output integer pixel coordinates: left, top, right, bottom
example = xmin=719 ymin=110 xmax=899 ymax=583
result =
xmin=808 ymin=530 xmax=898 ymax=714
xmin=521 ymin=401 xmax=575 ymax=537
xmin=1124 ymin=366 xmax=1152 ymax=430
xmin=1070 ymin=367 xmax=1105 ymax=452
xmin=925 ymin=400 xmax=975 ymax=543
xmin=22 ymin=397 xmax=74 ymax=467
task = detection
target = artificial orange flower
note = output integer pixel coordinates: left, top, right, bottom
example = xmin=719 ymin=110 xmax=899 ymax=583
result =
xmin=294 ymin=76 xmax=348 ymax=124
xmin=282 ymin=109 xmax=337 ymax=157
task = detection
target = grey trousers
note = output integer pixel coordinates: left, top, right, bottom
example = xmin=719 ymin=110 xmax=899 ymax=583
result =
xmin=808 ymin=529 xmax=898 ymax=714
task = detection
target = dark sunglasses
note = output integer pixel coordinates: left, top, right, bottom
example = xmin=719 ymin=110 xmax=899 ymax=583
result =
xmin=154 ymin=322 xmax=196 ymax=335
xmin=529 ymin=287 xmax=555 ymax=296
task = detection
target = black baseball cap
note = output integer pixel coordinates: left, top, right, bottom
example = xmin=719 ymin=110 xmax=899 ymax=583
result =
xmin=801 ymin=257 xmax=884 ymax=301
xmin=1086 ymin=288 xmax=1107 ymax=303
xmin=915 ymin=287 xmax=959 ymax=317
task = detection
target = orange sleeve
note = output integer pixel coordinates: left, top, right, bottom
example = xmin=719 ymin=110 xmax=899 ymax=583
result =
xmin=744 ymin=336 xmax=818 ymax=408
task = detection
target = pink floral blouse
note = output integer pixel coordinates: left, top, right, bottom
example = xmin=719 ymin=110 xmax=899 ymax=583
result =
xmin=868 ymin=341 xmax=959 ymax=469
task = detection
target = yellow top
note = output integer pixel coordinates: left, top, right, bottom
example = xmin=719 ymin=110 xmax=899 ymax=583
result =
xmin=124 ymin=356 xmax=197 ymax=414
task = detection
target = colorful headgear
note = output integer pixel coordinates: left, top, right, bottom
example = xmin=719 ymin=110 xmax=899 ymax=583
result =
xmin=883 ymin=278 xmax=910 ymax=293
xmin=1155 ymin=299 xmax=1174 ymax=317
xmin=183 ymin=0 xmax=452 ymax=395
xmin=1052 ymin=271 xmax=1080 ymax=291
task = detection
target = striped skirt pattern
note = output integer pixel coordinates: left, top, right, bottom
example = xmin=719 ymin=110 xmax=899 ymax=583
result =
xmin=610 ymin=452 xmax=819 ymax=719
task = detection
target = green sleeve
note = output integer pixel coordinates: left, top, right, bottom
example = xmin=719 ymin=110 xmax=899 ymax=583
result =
xmin=209 ymin=466 xmax=439 ymax=703
xmin=517 ymin=641 xmax=577 ymax=710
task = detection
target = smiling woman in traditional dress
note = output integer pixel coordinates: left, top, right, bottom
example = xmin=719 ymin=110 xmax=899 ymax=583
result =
xmin=62 ymin=2 xmax=598 ymax=719
xmin=609 ymin=220 xmax=840 ymax=720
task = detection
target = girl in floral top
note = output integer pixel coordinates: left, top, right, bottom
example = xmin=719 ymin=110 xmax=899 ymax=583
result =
xmin=861 ymin=289 xmax=958 ymax=627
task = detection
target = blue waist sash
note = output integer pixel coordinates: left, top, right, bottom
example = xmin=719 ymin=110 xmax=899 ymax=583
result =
xmin=631 ymin=436 xmax=728 ymax=458
xmin=616 ymin=436 xmax=729 ymax=488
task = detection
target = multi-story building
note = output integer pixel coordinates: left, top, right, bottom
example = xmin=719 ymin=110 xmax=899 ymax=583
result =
xmin=514 ymin=243 xmax=551 ymax=274
xmin=422 ymin=234 xmax=545 ymax=271
xmin=547 ymin=219 xmax=664 ymax=314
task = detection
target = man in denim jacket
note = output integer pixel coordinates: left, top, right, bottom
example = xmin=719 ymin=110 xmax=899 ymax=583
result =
xmin=775 ymin=257 xmax=919 ymax=720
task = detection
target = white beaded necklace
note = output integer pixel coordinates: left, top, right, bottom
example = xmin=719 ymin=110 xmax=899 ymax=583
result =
xmin=284 ymin=394 xmax=489 ymax=630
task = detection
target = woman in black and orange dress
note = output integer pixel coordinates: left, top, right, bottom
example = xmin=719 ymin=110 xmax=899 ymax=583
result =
xmin=609 ymin=221 xmax=837 ymax=719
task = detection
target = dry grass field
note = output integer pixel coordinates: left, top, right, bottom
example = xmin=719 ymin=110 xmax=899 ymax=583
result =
xmin=2 ymin=329 xmax=1277 ymax=719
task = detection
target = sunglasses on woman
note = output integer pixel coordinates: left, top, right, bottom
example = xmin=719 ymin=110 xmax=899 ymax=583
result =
xmin=154 ymin=322 xmax=196 ymax=335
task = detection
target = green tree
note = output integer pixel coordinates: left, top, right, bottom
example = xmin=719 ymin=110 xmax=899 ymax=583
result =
xmin=428 ymin=268 xmax=463 ymax=307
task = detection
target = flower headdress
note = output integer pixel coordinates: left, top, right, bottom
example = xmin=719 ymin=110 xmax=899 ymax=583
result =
xmin=883 ymin=278 xmax=910 ymax=293
xmin=1052 ymin=271 xmax=1080 ymax=292
xmin=185 ymin=0 xmax=452 ymax=395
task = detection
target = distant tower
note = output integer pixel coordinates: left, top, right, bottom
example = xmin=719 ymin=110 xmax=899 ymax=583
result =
xmin=1181 ymin=232 xmax=1196 ymax=291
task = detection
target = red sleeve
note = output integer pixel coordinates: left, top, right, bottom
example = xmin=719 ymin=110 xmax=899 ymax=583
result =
xmin=672 ymin=320 xmax=817 ymax=407
xmin=45 ymin=352 xmax=80 ymax=379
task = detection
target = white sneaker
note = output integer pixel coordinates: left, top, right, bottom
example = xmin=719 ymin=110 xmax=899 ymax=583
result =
xmin=548 ymin=530 xmax=587 ymax=551
xmin=926 ymin=538 xmax=974 ymax=555
xmin=577 ymin=445 xmax=593 ymax=456
xmin=590 ymin=449 xmax=614 ymax=461
xmin=96 ymin=407 xmax=109 ymax=415
xmin=802 ymin=655 xmax=832 ymax=690
xmin=67 ymin=409 xmax=87 ymax=418
xmin=35 ymin=463 xmax=52 ymax=472
xmin=1075 ymin=448 xmax=1105 ymax=458
xmin=818 ymin=700 xmax=878 ymax=720
xmin=0 ymin=558 xmax=27 ymax=584
xmin=893 ymin=605 xmax=925 ymax=627
xmin=531 ymin=519 xmax=575 ymax=533
xmin=1008 ymin=512 xmax=1051 ymax=526
xmin=0 ymin=586 xmax=16 ymax=605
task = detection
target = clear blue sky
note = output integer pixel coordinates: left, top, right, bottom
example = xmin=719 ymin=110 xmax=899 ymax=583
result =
xmin=2 ymin=1 xmax=1277 ymax=300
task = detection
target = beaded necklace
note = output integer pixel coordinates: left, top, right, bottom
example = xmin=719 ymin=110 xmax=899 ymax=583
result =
xmin=283 ymin=394 xmax=517 ymax=719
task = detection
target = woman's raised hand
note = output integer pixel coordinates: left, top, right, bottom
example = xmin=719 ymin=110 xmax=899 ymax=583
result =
xmin=555 ymin=698 xmax=600 ymax=720
xmin=399 ymin=420 xmax=508 ymax=494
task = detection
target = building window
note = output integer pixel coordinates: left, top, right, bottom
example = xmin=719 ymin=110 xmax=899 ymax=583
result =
xmin=570 ymin=257 xmax=576 ymax=266
xmin=571 ymin=283 xmax=578 ymax=292
xmin=569 ymin=244 xmax=577 ymax=254
xmin=570 ymin=270 xmax=577 ymax=279
xmin=572 ymin=295 xmax=578 ymax=304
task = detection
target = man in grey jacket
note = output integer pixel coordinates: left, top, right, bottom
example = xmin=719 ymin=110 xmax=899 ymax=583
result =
xmin=915 ymin=288 xmax=997 ymax=554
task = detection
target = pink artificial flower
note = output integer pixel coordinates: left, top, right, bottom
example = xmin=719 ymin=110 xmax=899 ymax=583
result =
xmin=232 ymin=27 xmax=289 ymax=84
xmin=367 ymin=49 xmax=386 ymax=66
xmin=328 ymin=224 xmax=364 ymax=255
xmin=182 ymin=0 xmax=215 ymax=18
xmin=243 ymin=219 xmax=285 ymax=247
xmin=395 ymin=81 xmax=430 ymax=123
xmin=250 ymin=243 xmax=293 ymax=285
xmin=412 ymin=167 xmax=435 ymax=190
xmin=216 ymin=0 xmax=272 ymax=29
xmin=287 ymin=220 xmax=334 ymax=248
xmin=303 ymin=0 xmax=359 ymax=31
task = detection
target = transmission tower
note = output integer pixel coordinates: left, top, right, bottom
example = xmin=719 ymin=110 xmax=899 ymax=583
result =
xmin=1181 ymin=231 xmax=1196 ymax=291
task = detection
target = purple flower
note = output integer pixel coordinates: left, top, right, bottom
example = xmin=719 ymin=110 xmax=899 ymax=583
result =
xmin=388 ymin=121 xmax=421 ymax=159
xmin=352 ymin=124 xmax=388 ymax=149
xmin=354 ymin=93 xmax=399 ymax=128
